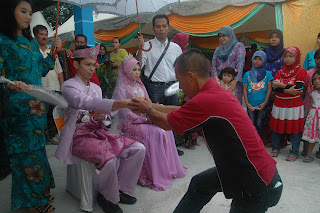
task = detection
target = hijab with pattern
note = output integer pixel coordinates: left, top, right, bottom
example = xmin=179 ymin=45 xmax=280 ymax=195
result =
xmin=279 ymin=46 xmax=304 ymax=79
xmin=217 ymin=25 xmax=239 ymax=62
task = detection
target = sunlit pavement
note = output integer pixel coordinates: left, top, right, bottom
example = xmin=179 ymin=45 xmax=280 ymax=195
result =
xmin=1 ymin=137 xmax=319 ymax=213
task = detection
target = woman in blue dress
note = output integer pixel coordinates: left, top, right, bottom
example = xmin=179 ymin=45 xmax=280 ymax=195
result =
xmin=303 ymin=33 xmax=320 ymax=70
xmin=0 ymin=1 xmax=61 ymax=212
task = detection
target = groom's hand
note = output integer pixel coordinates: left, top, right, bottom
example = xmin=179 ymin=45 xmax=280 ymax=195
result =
xmin=129 ymin=96 xmax=152 ymax=114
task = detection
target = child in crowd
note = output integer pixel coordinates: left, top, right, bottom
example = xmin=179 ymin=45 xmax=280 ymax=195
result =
xmin=243 ymin=51 xmax=273 ymax=138
xmin=112 ymin=55 xmax=187 ymax=191
xmin=218 ymin=66 xmax=238 ymax=95
xmin=302 ymin=70 xmax=320 ymax=162
xmin=270 ymin=46 xmax=307 ymax=161
xmin=302 ymin=49 xmax=320 ymax=158
xmin=176 ymin=91 xmax=200 ymax=150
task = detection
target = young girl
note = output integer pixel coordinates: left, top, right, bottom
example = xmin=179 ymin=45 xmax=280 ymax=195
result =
xmin=270 ymin=46 xmax=307 ymax=161
xmin=218 ymin=66 xmax=238 ymax=95
xmin=243 ymin=51 xmax=273 ymax=138
xmin=112 ymin=55 xmax=187 ymax=191
xmin=301 ymin=70 xmax=320 ymax=162
xmin=302 ymin=49 xmax=320 ymax=157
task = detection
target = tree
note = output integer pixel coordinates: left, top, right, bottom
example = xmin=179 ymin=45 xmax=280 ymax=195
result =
xmin=41 ymin=3 xmax=73 ymax=30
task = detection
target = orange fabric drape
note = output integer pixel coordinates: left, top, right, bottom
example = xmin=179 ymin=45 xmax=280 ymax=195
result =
xmin=283 ymin=0 xmax=302 ymax=24
xmin=192 ymin=36 xmax=220 ymax=50
xmin=95 ymin=22 xmax=140 ymax=41
xmin=168 ymin=3 xmax=260 ymax=34
xmin=192 ymin=31 xmax=271 ymax=50
xmin=125 ymin=47 xmax=138 ymax=55
xmin=244 ymin=31 xmax=271 ymax=44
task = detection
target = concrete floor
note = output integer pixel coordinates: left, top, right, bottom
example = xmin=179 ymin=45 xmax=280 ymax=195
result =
xmin=1 ymin=138 xmax=320 ymax=213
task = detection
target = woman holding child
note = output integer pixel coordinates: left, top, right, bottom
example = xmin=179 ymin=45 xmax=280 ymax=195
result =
xmin=211 ymin=25 xmax=246 ymax=103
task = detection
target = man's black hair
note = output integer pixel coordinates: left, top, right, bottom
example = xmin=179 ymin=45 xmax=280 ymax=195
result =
xmin=112 ymin=37 xmax=121 ymax=44
xmin=75 ymin=34 xmax=88 ymax=43
xmin=33 ymin=25 xmax=48 ymax=36
xmin=251 ymin=44 xmax=257 ymax=51
xmin=174 ymin=48 xmax=210 ymax=78
xmin=152 ymin=14 xmax=169 ymax=27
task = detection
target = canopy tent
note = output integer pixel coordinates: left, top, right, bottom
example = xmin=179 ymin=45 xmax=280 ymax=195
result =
xmin=30 ymin=11 xmax=55 ymax=37
xmin=95 ymin=2 xmax=277 ymax=50
xmin=47 ymin=12 xmax=118 ymax=42
xmin=47 ymin=0 xmax=320 ymax=61
xmin=48 ymin=0 xmax=283 ymax=41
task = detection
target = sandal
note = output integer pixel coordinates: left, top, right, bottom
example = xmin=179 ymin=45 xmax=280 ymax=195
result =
xmin=270 ymin=150 xmax=279 ymax=157
xmin=47 ymin=195 xmax=54 ymax=204
xmin=286 ymin=155 xmax=297 ymax=161
xmin=303 ymin=155 xmax=314 ymax=162
xmin=29 ymin=204 xmax=55 ymax=213
xmin=316 ymin=151 xmax=320 ymax=159
xmin=186 ymin=145 xmax=195 ymax=150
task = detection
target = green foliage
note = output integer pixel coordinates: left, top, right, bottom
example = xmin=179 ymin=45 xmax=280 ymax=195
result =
xmin=41 ymin=3 xmax=73 ymax=30
xmin=96 ymin=65 xmax=118 ymax=98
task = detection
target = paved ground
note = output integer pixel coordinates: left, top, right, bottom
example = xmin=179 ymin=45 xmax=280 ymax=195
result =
xmin=1 ymin=138 xmax=320 ymax=213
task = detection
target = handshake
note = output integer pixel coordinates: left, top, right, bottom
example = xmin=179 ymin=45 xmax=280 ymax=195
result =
xmin=126 ymin=96 xmax=153 ymax=114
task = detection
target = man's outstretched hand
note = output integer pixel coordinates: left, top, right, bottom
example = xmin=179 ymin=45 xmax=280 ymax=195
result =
xmin=129 ymin=96 xmax=153 ymax=114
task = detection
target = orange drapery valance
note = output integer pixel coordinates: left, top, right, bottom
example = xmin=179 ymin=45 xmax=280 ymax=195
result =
xmin=95 ymin=22 xmax=140 ymax=41
xmin=168 ymin=2 xmax=260 ymax=34
xmin=244 ymin=31 xmax=271 ymax=44
xmin=192 ymin=31 xmax=271 ymax=50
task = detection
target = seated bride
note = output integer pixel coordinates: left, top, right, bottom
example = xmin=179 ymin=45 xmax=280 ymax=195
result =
xmin=112 ymin=55 xmax=187 ymax=191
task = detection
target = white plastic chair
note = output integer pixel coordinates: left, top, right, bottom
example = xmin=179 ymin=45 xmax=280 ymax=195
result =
xmin=53 ymin=106 xmax=98 ymax=212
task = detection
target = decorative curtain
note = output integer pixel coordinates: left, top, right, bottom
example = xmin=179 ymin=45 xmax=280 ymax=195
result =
xmin=168 ymin=2 xmax=265 ymax=37
xmin=94 ymin=22 xmax=145 ymax=46
xmin=282 ymin=0 xmax=320 ymax=62
xmin=191 ymin=31 xmax=271 ymax=51
xmin=275 ymin=2 xmax=283 ymax=32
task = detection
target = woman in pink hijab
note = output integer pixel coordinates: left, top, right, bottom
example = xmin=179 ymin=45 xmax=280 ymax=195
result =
xmin=172 ymin=33 xmax=189 ymax=52
xmin=112 ymin=55 xmax=187 ymax=191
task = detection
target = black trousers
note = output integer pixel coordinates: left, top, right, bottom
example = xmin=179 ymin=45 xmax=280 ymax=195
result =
xmin=45 ymin=91 xmax=59 ymax=139
xmin=174 ymin=167 xmax=282 ymax=213
xmin=0 ymin=134 xmax=10 ymax=170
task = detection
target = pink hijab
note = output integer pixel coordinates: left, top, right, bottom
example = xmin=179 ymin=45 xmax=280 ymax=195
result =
xmin=112 ymin=56 xmax=149 ymax=131
xmin=172 ymin=33 xmax=189 ymax=52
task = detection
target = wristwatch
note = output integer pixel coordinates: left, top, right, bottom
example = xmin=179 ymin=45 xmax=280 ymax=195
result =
xmin=145 ymin=107 xmax=153 ymax=120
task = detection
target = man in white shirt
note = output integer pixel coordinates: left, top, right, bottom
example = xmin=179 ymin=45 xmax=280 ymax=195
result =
xmin=137 ymin=14 xmax=182 ymax=106
xmin=33 ymin=25 xmax=64 ymax=144
xmin=137 ymin=15 xmax=184 ymax=155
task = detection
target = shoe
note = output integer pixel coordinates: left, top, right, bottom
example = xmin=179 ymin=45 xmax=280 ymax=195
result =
xmin=177 ymin=149 xmax=184 ymax=156
xmin=47 ymin=136 xmax=59 ymax=145
xmin=28 ymin=204 xmax=55 ymax=213
xmin=0 ymin=167 xmax=12 ymax=181
xmin=119 ymin=191 xmax=137 ymax=204
xmin=97 ymin=193 xmax=123 ymax=213
xmin=303 ymin=155 xmax=314 ymax=162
